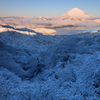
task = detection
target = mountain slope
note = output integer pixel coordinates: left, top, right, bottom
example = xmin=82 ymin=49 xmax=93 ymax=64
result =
xmin=56 ymin=8 xmax=97 ymax=19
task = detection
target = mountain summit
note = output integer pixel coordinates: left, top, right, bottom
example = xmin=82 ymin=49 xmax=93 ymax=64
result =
xmin=57 ymin=8 xmax=96 ymax=19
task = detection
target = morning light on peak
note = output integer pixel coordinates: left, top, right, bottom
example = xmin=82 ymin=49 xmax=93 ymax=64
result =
xmin=0 ymin=0 xmax=100 ymax=99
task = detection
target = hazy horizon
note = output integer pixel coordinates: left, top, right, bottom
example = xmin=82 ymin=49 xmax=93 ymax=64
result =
xmin=0 ymin=0 xmax=100 ymax=17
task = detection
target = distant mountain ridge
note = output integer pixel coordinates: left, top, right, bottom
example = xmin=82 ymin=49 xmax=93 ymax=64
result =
xmin=0 ymin=8 xmax=100 ymax=27
xmin=0 ymin=8 xmax=98 ymax=20
xmin=56 ymin=8 xmax=97 ymax=19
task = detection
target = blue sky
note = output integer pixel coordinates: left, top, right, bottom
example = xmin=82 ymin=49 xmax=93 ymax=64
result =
xmin=0 ymin=0 xmax=100 ymax=17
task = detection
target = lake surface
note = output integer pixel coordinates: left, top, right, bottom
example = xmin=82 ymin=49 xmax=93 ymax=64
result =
xmin=55 ymin=26 xmax=100 ymax=35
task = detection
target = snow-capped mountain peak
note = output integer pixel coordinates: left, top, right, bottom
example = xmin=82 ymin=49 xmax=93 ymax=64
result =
xmin=57 ymin=8 xmax=97 ymax=19
xmin=67 ymin=8 xmax=86 ymax=15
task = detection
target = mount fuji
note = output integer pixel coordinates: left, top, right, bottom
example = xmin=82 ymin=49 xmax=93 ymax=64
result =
xmin=56 ymin=8 xmax=97 ymax=19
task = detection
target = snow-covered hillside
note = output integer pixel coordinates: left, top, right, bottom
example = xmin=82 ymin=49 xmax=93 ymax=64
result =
xmin=0 ymin=25 xmax=56 ymax=35
xmin=0 ymin=25 xmax=100 ymax=99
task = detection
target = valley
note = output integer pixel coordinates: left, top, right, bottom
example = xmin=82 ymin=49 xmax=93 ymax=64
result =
xmin=0 ymin=8 xmax=100 ymax=100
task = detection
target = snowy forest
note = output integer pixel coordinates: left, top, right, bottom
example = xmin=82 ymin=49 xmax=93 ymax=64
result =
xmin=0 ymin=8 xmax=100 ymax=99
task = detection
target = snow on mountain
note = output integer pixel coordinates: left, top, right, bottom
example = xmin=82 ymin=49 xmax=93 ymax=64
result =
xmin=0 ymin=9 xmax=99 ymax=28
xmin=1 ymin=28 xmax=100 ymax=99
xmin=0 ymin=26 xmax=56 ymax=35
xmin=56 ymin=8 xmax=97 ymax=19
xmin=0 ymin=7 xmax=100 ymax=100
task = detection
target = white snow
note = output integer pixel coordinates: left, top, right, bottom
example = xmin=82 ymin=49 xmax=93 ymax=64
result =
xmin=0 ymin=25 xmax=100 ymax=99
xmin=0 ymin=26 xmax=56 ymax=35
xmin=0 ymin=8 xmax=100 ymax=29
xmin=0 ymin=9 xmax=100 ymax=99
xmin=56 ymin=8 xmax=97 ymax=19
